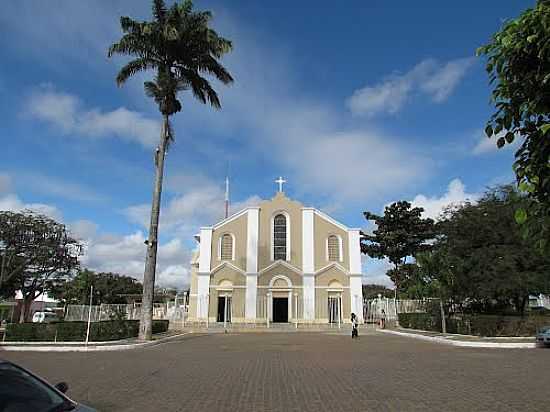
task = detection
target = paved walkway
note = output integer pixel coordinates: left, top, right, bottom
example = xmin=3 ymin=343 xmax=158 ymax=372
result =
xmin=2 ymin=331 xmax=549 ymax=411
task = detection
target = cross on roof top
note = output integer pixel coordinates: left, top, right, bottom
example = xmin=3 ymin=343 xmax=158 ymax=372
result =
xmin=275 ymin=176 xmax=287 ymax=192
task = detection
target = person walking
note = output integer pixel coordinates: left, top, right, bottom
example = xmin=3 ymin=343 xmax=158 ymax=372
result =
xmin=351 ymin=313 xmax=359 ymax=339
xmin=380 ymin=309 xmax=386 ymax=329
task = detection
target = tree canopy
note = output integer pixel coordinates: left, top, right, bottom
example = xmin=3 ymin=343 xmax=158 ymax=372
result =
xmin=477 ymin=0 xmax=550 ymax=248
xmin=53 ymin=269 xmax=143 ymax=305
xmin=395 ymin=186 xmax=550 ymax=315
xmin=361 ymin=201 xmax=436 ymax=279
xmin=0 ymin=211 xmax=82 ymax=321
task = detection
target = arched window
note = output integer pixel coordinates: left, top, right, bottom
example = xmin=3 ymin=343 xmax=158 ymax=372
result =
xmin=327 ymin=235 xmax=340 ymax=262
xmin=220 ymin=233 xmax=233 ymax=260
xmin=273 ymin=214 xmax=287 ymax=261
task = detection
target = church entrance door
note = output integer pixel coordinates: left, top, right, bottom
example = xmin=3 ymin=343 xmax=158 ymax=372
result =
xmin=217 ymin=296 xmax=231 ymax=323
xmin=272 ymin=297 xmax=288 ymax=323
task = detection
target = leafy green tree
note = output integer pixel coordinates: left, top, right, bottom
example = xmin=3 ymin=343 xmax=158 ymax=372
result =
xmin=387 ymin=263 xmax=426 ymax=299
xmin=361 ymin=201 xmax=436 ymax=288
xmin=362 ymin=201 xmax=436 ymax=324
xmin=108 ymin=0 xmax=233 ymax=340
xmin=436 ymin=186 xmax=550 ymax=315
xmin=0 ymin=211 xmax=82 ymax=322
xmin=477 ymin=0 xmax=550 ymax=249
xmin=362 ymin=284 xmax=394 ymax=299
xmin=54 ymin=269 xmax=143 ymax=305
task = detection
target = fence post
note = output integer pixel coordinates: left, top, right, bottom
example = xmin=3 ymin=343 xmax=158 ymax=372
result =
xmin=337 ymin=296 xmax=341 ymax=329
xmin=223 ymin=294 xmax=228 ymax=331
xmin=266 ymin=293 xmax=270 ymax=328
xmin=85 ymin=285 xmax=93 ymax=345
xmin=295 ymin=293 xmax=298 ymax=329
xmin=206 ymin=294 xmax=209 ymax=329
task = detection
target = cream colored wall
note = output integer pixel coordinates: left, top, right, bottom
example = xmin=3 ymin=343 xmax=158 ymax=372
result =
xmin=313 ymin=214 xmax=350 ymax=272
xmin=187 ymin=265 xmax=199 ymax=319
xmin=210 ymin=213 xmax=248 ymax=272
xmin=257 ymin=193 xmax=303 ymax=271
xmin=316 ymin=266 xmax=350 ymax=287
xmin=190 ymin=266 xmax=198 ymax=293
xmin=208 ymin=266 xmax=246 ymax=322
xmin=208 ymin=288 xmax=246 ymax=321
xmin=210 ymin=266 xmax=246 ymax=287
xmin=258 ymin=264 xmax=303 ymax=287
xmin=315 ymin=287 xmax=351 ymax=323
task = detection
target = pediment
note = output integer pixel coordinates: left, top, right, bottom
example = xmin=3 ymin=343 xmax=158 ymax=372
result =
xmin=210 ymin=261 xmax=245 ymax=276
xmin=314 ymin=262 xmax=349 ymax=276
xmin=259 ymin=260 xmax=303 ymax=276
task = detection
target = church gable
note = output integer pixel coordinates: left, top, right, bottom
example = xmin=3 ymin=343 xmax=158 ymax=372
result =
xmin=315 ymin=265 xmax=350 ymax=288
xmin=189 ymin=179 xmax=364 ymax=324
xmin=258 ymin=264 xmax=303 ymax=287
xmin=211 ymin=264 xmax=246 ymax=287
xmin=210 ymin=212 xmax=248 ymax=272
xmin=313 ymin=212 xmax=350 ymax=272
xmin=257 ymin=192 xmax=303 ymax=271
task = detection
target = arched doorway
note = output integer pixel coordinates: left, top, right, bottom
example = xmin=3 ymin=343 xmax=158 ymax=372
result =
xmin=327 ymin=280 xmax=343 ymax=324
xmin=216 ymin=279 xmax=233 ymax=323
xmin=269 ymin=276 xmax=292 ymax=323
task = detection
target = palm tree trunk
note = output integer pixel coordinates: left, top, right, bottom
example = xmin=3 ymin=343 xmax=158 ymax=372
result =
xmin=139 ymin=114 xmax=169 ymax=341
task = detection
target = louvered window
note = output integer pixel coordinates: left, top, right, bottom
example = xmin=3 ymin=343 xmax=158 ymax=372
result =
xmin=328 ymin=235 xmax=340 ymax=261
xmin=221 ymin=234 xmax=233 ymax=260
xmin=273 ymin=214 xmax=287 ymax=261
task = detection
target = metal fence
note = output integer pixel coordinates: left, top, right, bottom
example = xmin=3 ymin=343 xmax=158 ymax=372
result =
xmin=65 ymin=301 xmax=188 ymax=324
xmin=364 ymin=298 xmax=433 ymax=323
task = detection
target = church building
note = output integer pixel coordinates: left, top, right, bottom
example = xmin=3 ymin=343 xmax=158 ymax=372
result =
xmin=188 ymin=179 xmax=364 ymax=325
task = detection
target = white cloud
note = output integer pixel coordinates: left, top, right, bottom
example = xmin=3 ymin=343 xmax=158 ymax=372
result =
xmin=419 ymin=58 xmax=475 ymax=102
xmin=125 ymin=174 xmax=263 ymax=235
xmin=472 ymin=130 xmax=521 ymax=155
xmin=283 ymin=130 xmax=427 ymax=202
xmin=0 ymin=175 xmax=190 ymax=288
xmin=363 ymin=257 xmax=395 ymax=288
xmin=81 ymin=232 xmax=192 ymax=288
xmin=27 ymin=85 xmax=160 ymax=148
xmin=68 ymin=219 xmax=98 ymax=240
xmin=410 ymin=178 xmax=479 ymax=220
xmin=347 ymin=57 xmax=474 ymax=116
xmin=17 ymin=173 xmax=104 ymax=203
xmin=0 ymin=0 xmax=126 ymax=69
xmin=0 ymin=192 xmax=63 ymax=221
xmin=0 ymin=173 xmax=12 ymax=194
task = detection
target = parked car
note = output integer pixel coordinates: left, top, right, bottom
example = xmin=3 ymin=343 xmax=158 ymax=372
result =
xmin=32 ymin=310 xmax=60 ymax=323
xmin=536 ymin=326 xmax=550 ymax=347
xmin=0 ymin=359 xmax=96 ymax=411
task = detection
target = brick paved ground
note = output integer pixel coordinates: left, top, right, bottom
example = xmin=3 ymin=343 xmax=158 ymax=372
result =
xmin=2 ymin=331 xmax=549 ymax=411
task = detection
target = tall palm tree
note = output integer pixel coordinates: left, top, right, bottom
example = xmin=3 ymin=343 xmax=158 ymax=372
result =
xmin=108 ymin=0 xmax=233 ymax=340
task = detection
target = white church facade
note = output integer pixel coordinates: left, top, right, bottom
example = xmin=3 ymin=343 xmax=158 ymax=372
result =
xmin=188 ymin=181 xmax=364 ymax=324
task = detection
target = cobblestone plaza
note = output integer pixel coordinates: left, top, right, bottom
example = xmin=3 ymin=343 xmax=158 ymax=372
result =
xmin=3 ymin=331 xmax=549 ymax=411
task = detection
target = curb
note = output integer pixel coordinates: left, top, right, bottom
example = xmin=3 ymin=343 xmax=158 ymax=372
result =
xmin=378 ymin=329 xmax=537 ymax=348
xmin=0 ymin=332 xmax=191 ymax=352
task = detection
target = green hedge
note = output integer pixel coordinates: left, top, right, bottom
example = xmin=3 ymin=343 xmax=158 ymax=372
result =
xmin=399 ymin=313 xmax=442 ymax=332
xmin=398 ymin=313 xmax=550 ymax=336
xmin=152 ymin=319 xmax=169 ymax=334
xmin=5 ymin=319 xmax=169 ymax=342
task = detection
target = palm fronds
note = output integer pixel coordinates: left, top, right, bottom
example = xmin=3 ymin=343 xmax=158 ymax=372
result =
xmin=108 ymin=0 xmax=233 ymax=116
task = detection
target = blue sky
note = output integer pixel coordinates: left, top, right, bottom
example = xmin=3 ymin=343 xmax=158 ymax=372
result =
xmin=0 ymin=0 xmax=531 ymax=287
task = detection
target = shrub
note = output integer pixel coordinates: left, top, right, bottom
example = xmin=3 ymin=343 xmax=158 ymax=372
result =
xmin=398 ymin=313 xmax=442 ymax=332
xmin=5 ymin=319 xmax=170 ymax=342
xmin=91 ymin=320 xmax=139 ymax=341
xmin=398 ymin=313 xmax=550 ymax=336
xmin=152 ymin=320 xmax=169 ymax=334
